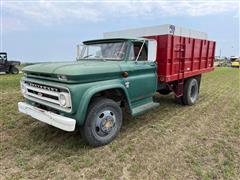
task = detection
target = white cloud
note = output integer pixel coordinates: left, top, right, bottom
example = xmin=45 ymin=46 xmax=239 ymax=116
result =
xmin=3 ymin=0 xmax=239 ymax=31
xmin=3 ymin=17 xmax=27 ymax=31
xmin=4 ymin=2 xmax=101 ymax=25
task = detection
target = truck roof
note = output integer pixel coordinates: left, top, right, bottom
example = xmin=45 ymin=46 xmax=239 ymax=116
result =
xmin=83 ymin=37 xmax=149 ymax=44
xmin=103 ymin=24 xmax=208 ymax=40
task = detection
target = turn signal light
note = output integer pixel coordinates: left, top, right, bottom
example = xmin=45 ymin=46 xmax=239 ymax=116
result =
xmin=122 ymin=71 xmax=128 ymax=78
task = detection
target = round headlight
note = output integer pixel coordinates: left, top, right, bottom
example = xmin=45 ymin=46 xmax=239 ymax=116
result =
xmin=59 ymin=93 xmax=67 ymax=106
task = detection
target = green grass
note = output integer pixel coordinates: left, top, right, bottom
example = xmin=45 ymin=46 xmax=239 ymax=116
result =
xmin=0 ymin=68 xmax=239 ymax=179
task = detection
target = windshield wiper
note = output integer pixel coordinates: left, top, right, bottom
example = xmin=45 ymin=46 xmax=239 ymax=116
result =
xmin=82 ymin=55 xmax=107 ymax=61
xmin=83 ymin=54 xmax=93 ymax=59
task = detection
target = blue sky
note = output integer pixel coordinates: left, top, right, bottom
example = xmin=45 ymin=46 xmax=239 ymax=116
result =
xmin=1 ymin=0 xmax=239 ymax=62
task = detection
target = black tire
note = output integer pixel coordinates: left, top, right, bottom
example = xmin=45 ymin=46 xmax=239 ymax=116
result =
xmin=182 ymin=78 xmax=199 ymax=105
xmin=80 ymin=98 xmax=122 ymax=147
xmin=158 ymin=89 xmax=172 ymax=95
xmin=10 ymin=66 xmax=19 ymax=74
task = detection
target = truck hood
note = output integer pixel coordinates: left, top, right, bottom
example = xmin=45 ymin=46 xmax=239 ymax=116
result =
xmin=23 ymin=60 xmax=122 ymax=83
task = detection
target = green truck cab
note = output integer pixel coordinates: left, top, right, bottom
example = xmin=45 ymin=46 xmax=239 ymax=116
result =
xmin=18 ymin=38 xmax=159 ymax=146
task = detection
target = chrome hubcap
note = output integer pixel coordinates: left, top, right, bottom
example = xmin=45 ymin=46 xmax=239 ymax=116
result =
xmin=95 ymin=110 xmax=116 ymax=136
xmin=190 ymin=84 xmax=197 ymax=102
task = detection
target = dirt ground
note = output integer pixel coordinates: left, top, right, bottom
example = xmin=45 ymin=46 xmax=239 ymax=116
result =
xmin=0 ymin=67 xmax=239 ymax=179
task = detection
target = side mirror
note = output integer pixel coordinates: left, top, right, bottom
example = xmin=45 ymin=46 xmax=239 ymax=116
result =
xmin=147 ymin=40 xmax=157 ymax=62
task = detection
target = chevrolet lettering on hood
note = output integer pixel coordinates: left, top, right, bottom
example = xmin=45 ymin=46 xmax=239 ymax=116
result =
xmin=26 ymin=81 xmax=59 ymax=92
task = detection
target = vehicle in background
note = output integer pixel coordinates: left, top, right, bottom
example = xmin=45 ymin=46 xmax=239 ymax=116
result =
xmin=230 ymin=56 xmax=240 ymax=68
xmin=18 ymin=25 xmax=216 ymax=146
xmin=0 ymin=52 xmax=20 ymax=74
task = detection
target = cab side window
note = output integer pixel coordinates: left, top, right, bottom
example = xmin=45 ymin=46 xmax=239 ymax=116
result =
xmin=129 ymin=42 xmax=148 ymax=61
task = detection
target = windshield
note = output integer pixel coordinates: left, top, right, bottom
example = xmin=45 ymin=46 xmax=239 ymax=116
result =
xmin=79 ymin=41 xmax=127 ymax=60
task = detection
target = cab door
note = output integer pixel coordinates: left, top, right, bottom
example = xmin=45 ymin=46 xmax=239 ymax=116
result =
xmin=119 ymin=40 xmax=157 ymax=102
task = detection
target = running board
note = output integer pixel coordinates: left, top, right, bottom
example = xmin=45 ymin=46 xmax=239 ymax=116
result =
xmin=131 ymin=98 xmax=159 ymax=116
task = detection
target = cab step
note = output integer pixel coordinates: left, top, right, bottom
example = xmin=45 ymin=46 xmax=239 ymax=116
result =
xmin=131 ymin=97 xmax=159 ymax=116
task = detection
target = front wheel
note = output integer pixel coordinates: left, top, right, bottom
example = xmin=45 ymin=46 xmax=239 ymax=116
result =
xmin=80 ymin=98 xmax=122 ymax=147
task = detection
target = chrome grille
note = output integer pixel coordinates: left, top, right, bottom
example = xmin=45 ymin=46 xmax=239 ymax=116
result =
xmin=21 ymin=80 xmax=72 ymax=112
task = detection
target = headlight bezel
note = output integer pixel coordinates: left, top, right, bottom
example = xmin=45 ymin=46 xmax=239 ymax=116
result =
xmin=59 ymin=92 xmax=71 ymax=107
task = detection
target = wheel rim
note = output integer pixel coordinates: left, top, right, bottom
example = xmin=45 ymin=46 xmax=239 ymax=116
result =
xmin=190 ymin=83 xmax=198 ymax=102
xmin=95 ymin=110 xmax=116 ymax=137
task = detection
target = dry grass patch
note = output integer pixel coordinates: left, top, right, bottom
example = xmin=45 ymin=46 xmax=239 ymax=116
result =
xmin=0 ymin=68 xmax=239 ymax=179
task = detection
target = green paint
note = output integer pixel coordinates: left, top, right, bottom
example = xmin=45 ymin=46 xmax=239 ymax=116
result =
xmin=22 ymin=39 xmax=159 ymax=125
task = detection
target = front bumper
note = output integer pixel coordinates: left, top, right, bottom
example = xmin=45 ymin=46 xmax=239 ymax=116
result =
xmin=18 ymin=102 xmax=76 ymax=131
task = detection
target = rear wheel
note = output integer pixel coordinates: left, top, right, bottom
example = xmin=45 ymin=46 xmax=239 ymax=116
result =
xmin=182 ymin=78 xmax=199 ymax=105
xmin=80 ymin=98 xmax=122 ymax=147
xmin=10 ymin=66 xmax=19 ymax=74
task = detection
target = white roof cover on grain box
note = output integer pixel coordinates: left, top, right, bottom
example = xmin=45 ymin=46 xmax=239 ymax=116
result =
xmin=104 ymin=24 xmax=208 ymax=40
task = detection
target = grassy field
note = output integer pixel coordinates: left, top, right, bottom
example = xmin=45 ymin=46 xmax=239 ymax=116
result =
xmin=0 ymin=68 xmax=239 ymax=179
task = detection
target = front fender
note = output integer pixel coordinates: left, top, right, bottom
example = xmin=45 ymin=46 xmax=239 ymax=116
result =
xmin=75 ymin=83 xmax=131 ymax=126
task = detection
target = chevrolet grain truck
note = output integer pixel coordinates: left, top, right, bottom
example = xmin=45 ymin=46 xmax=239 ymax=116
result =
xmin=18 ymin=25 xmax=216 ymax=146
